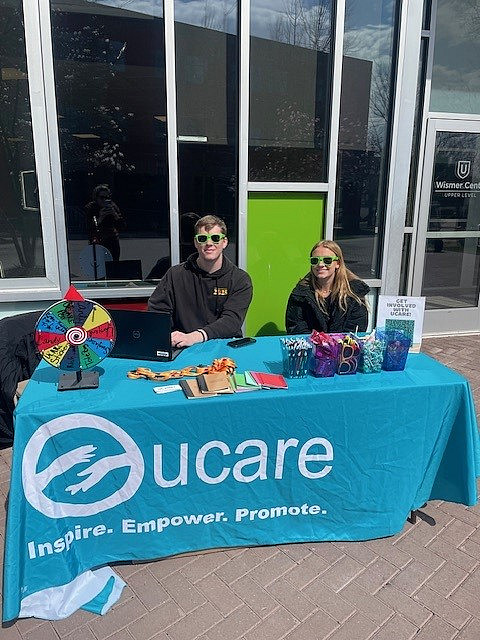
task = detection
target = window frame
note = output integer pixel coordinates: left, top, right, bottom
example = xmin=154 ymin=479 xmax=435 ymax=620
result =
xmin=2 ymin=0 xmax=177 ymax=301
xmin=1 ymin=0 xmax=68 ymax=301
xmin=1 ymin=0 xmax=415 ymax=303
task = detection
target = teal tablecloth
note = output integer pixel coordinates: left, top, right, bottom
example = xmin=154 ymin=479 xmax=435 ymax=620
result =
xmin=3 ymin=337 xmax=479 ymax=621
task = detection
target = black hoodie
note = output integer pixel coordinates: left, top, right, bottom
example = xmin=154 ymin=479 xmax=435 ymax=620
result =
xmin=148 ymin=253 xmax=253 ymax=339
xmin=286 ymin=277 xmax=370 ymax=334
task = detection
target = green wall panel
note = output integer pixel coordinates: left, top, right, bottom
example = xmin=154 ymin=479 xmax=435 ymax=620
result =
xmin=246 ymin=192 xmax=324 ymax=336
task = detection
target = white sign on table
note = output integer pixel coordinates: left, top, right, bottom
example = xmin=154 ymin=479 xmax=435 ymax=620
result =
xmin=376 ymin=296 xmax=426 ymax=352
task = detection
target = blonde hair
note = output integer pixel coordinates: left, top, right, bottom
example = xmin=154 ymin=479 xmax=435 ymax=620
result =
xmin=303 ymin=240 xmax=366 ymax=313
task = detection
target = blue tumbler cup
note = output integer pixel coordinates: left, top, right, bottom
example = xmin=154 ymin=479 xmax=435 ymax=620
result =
xmin=382 ymin=330 xmax=412 ymax=371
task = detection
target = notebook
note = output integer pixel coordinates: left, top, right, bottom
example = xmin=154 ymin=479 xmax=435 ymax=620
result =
xmin=230 ymin=372 xmax=262 ymax=392
xmin=109 ymin=309 xmax=183 ymax=362
xmin=247 ymin=371 xmax=288 ymax=389
xmin=179 ymin=379 xmax=217 ymax=399
xmin=197 ymin=372 xmax=234 ymax=394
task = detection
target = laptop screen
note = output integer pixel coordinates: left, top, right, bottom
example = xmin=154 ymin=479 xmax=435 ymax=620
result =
xmin=109 ymin=310 xmax=181 ymax=361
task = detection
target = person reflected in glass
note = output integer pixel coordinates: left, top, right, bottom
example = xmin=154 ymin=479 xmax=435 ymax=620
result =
xmin=146 ymin=212 xmax=200 ymax=281
xmin=84 ymin=184 xmax=125 ymax=261
xmin=286 ymin=240 xmax=369 ymax=334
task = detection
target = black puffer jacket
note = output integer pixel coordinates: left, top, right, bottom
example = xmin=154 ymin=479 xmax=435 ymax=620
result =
xmin=285 ymin=278 xmax=370 ymax=334
xmin=0 ymin=311 xmax=42 ymax=447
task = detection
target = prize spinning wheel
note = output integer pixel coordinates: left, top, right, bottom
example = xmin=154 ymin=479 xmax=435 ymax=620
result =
xmin=35 ymin=286 xmax=116 ymax=390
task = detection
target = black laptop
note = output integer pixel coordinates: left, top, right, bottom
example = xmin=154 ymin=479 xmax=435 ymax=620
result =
xmin=109 ymin=310 xmax=183 ymax=361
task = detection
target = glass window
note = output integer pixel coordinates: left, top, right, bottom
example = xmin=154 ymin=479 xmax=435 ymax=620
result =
xmin=334 ymin=0 xmax=400 ymax=279
xmin=428 ymin=131 xmax=480 ymax=233
xmin=0 ymin=0 xmax=45 ymax=279
xmin=405 ymin=37 xmax=428 ymax=227
xmin=422 ymin=130 xmax=480 ymax=310
xmin=249 ymin=0 xmax=333 ymax=182
xmin=423 ymin=238 xmax=480 ymax=309
xmin=399 ymin=233 xmax=411 ymax=296
xmin=174 ymin=0 xmax=239 ymax=265
xmin=431 ymin=0 xmax=480 ymax=114
xmin=50 ymin=0 xmax=169 ymax=288
xmin=423 ymin=0 xmax=432 ymax=31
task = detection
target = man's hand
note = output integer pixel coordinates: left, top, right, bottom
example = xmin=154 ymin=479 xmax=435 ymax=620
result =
xmin=171 ymin=330 xmax=203 ymax=348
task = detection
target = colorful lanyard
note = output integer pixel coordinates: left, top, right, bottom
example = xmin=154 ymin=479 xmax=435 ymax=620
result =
xmin=127 ymin=357 xmax=236 ymax=382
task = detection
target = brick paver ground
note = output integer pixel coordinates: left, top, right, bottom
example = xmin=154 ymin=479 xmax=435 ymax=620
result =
xmin=1 ymin=335 xmax=480 ymax=640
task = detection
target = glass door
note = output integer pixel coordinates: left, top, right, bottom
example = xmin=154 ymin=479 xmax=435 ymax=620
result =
xmin=174 ymin=0 xmax=239 ymax=266
xmin=412 ymin=119 xmax=480 ymax=333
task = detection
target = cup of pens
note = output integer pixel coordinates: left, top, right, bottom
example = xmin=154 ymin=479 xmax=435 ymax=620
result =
xmin=280 ymin=338 xmax=312 ymax=378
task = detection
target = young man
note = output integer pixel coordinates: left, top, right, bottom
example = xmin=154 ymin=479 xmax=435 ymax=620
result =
xmin=84 ymin=184 xmax=125 ymax=262
xmin=148 ymin=215 xmax=253 ymax=348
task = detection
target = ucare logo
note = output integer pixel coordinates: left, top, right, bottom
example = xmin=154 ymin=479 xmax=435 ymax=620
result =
xmin=22 ymin=414 xmax=334 ymax=520
xmin=22 ymin=414 xmax=144 ymax=518
xmin=455 ymin=160 xmax=471 ymax=180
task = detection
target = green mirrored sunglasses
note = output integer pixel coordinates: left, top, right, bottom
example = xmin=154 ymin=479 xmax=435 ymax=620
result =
xmin=195 ymin=233 xmax=226 ymax=244
xmin=310 ymin=256 xmax=339 ymax=266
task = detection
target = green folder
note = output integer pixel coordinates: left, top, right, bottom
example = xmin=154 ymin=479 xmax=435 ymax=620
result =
xmin=233 ymin=372 xmax=261 ymax=392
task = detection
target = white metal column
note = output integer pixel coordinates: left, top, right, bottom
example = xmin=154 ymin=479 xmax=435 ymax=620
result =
xmin=238 ymin=0 xmax=250 ymax=271
xmin=407 ymin=0 xmax=437 ymax=295
xmin=164 ymin=0 xmax=180 ymax=266
xmin=380 ymin=0 xmax=423 ymax=294
xmin=324 ymin=0 xmax=345 ymax=240
xmin=1 ymin=0 xmax=65 ymax=301
xmin=37 ymin=0 xmax=70 ymax=298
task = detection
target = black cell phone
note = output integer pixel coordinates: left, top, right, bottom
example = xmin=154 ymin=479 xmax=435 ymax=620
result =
xmin=227 ymin=337 xmax=256 ymax=348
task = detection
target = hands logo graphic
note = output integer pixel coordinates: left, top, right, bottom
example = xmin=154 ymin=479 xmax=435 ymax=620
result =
xmin=22 ymin=414 xmax=144 ymax=518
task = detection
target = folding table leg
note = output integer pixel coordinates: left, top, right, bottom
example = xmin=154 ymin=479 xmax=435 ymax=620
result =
xmin=407 ymin=503 xmax=428 ymax=525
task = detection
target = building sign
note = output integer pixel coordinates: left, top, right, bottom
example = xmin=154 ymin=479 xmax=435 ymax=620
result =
xmin=433 ymin=158 xmax=480 ymax=199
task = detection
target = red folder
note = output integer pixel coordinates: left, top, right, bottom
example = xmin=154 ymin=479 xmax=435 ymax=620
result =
xmin=249 ymin=371 xmax=288 ymax=389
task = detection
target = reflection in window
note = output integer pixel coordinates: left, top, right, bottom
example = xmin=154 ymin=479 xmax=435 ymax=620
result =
xmin=249 ymin=0 xmax=333 ymax=182
xmin=422 ymin=0 xmax=432 ymax=31
xmin=174 ymin=0 xmax=239 ymax=264
xmin=431 ymin=0 xmax=480 ymax=114
xmin=399 ymin=233 xmax=411 ymax=296
xmin=334 ymin=0 xmax=400 ymax=278
xmin=423 ymin=238 xmax=480 ymax=309
xmin=50 ymin=0 xmax=169 ymax=287
xmin=405 ymin=38 xmax=428 ymax=227
xmin=0 ymin=1 xmax=45 ymax=279
xmin=428 ymin=132 xmax=480 ymax=233
xmin=175 ymin=0 xmax=236 ymax=33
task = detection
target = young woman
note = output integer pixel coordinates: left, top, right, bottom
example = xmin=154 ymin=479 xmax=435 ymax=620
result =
xmin=285 ymin=240 xmax=369 ymax=334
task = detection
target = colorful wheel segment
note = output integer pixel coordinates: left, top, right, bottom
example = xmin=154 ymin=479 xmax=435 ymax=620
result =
xmin=35 ymin=297 xmax=116 ymax=371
